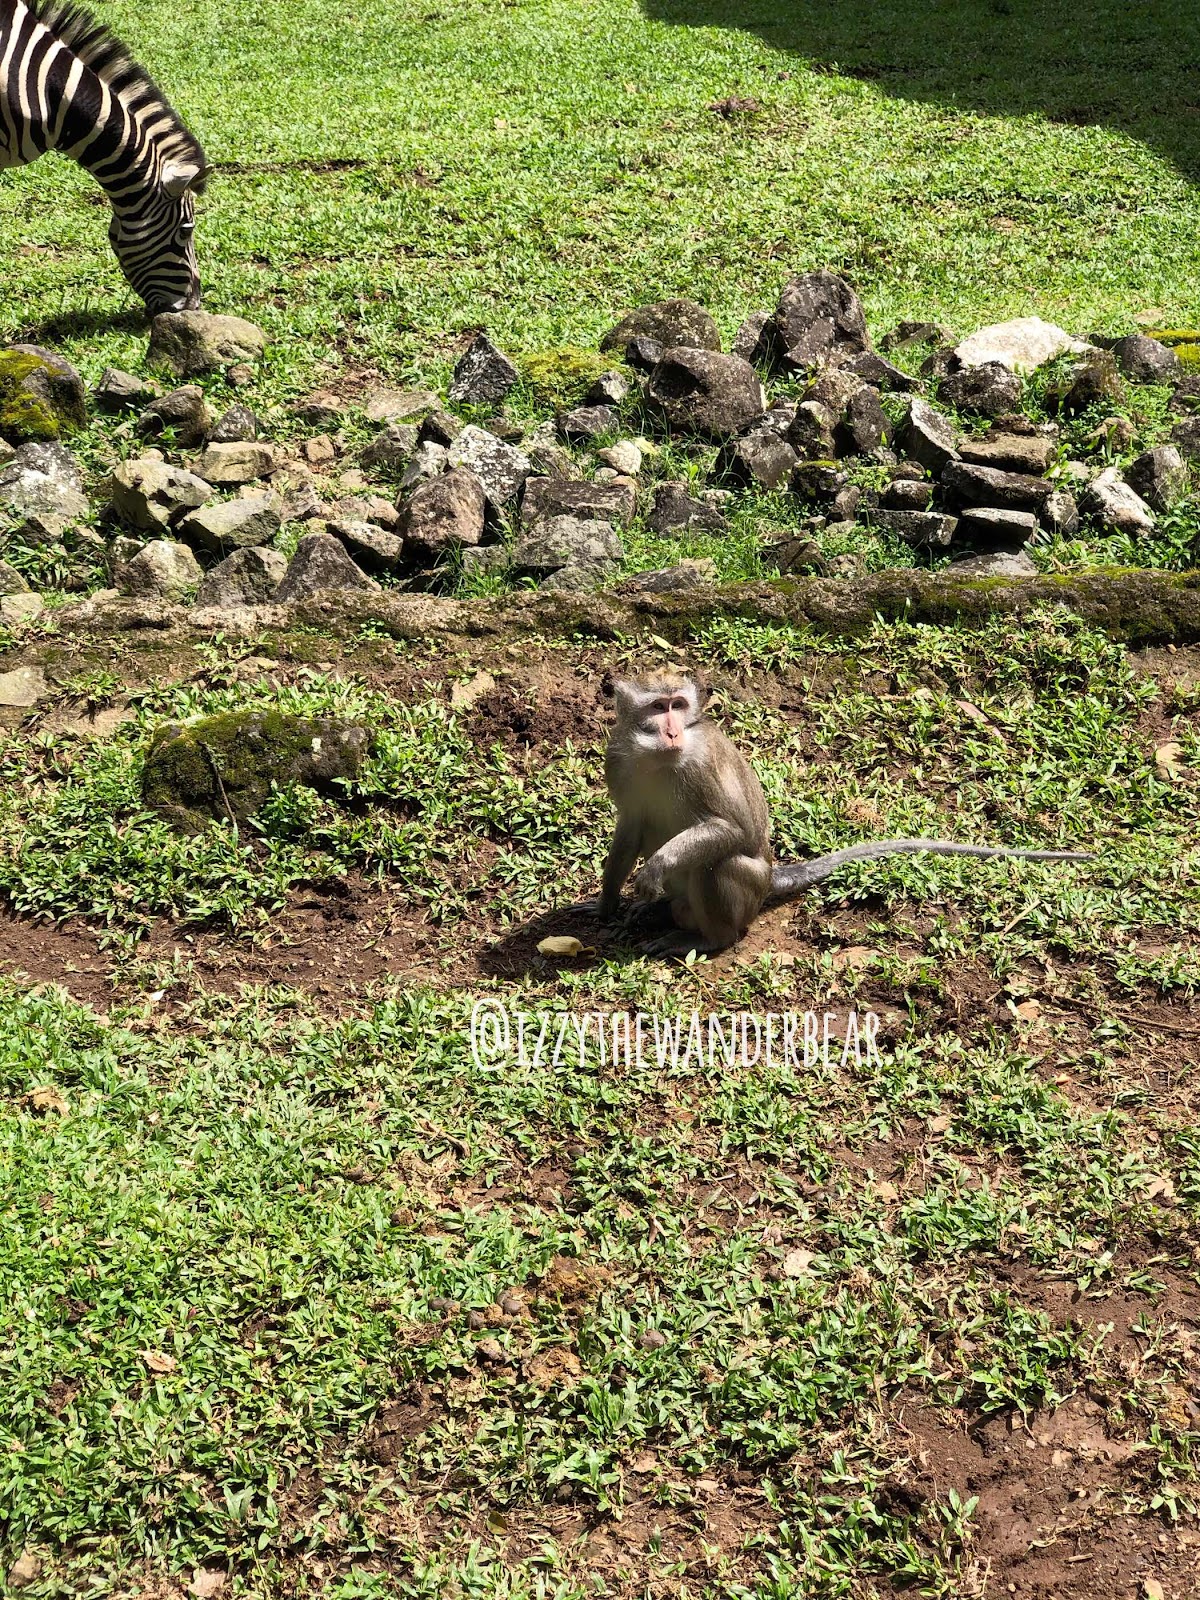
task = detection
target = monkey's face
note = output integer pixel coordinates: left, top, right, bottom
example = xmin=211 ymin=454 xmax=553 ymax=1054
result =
xmin=614 ymin=677 xmax=702 ymax=757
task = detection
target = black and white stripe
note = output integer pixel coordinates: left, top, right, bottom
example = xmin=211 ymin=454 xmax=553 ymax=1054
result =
xmin=0 ymin=0 xmax=208 ymax=313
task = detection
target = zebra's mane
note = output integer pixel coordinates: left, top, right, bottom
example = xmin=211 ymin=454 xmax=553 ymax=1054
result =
xmin=25 ymin=0 xmax=207 ymax=182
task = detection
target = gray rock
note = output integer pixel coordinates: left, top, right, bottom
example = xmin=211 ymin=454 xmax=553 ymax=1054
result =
xmin=601 ymin=298 xmax=721 ymax=356
xmin=1110 ymin=335 xmax=1180 ymax=385
xmin=954 ymin=317 xmax=1087 ymax=373
xmin=586 ymin=370 xmax=631 ymax=405
xmin=598 ymin=440 xmax=643 ymax=476
xmin=278 ymin=479 xmax=327 ymax=524
xmin=137 ymin=385 xmax=213 ymax=449
xmin=192 ymin=441 xmax=276 ymax=485
xmin=763 ymin=535 xmax=828 ymax=575
xmin=1169 ymin=415 xmax=1200 ymax=460
xmin=327 ymin=518 xmax=404 ymax=575
xmin=364 ymin=387 xmax=439 ymax=423
xmin=117 ymin=538 xmax=202 ymax=598
xmin=617 ymin=558 xmax=717 ymax=593
xmin=647 ymin=481 xmax=728 ymax=534
xmin=841 ymin=350 xmax=916 ymax=392
xmin=148 ymin=311 xmax=267 ymax=378
xmin=624 ymin=336 xmax=664 ymax=371
xmin=955 ymin=506 xmax=1038 ymax=548
xmin=1044 ymin=351 xmax=1125 ymax=415
xmin=830 ymin=482 xmax=861 ymax=521
xmin=510 ymin=515 xmax=624 ymax=574
xmin=446 ymin=426 xmax=531 ymax=510
xmin=1126 ymin=445 xmax=1188 ymax=513
xmin=0 ymin=442 xmax=89 ymax=526
xmin=538 ymin=561 xmax=619 ymax=593
xmin=327 ymin=493 xmax=400 ymax=530
xmin=418 ymin=411 xmax=464 ymax=447
xmin=774 ymin=270 xmax=871 ymax=372
xmin=1078 ymin=467 xmax=1155 ymax=535
xmin=559 ymin=404 xmax=617 ymax=442
xmin=208 ymin=404 xmax=260 ymax=445
xmin=177 ymin=494 xmax=280 ymax=555
xmin=869 ymin=508 xmax=958 ymax=548
xmin=790 ymin=461 xmax=848 ymax=505
xmin=362 ymin=423 xmax=420 ymax=473
xmin=786 ymin=400 xmax=837 ymax=461
xmin=804 ymin=367 xmax=863 ymax=419
xmin=273 ymin=533 xmax=380 ymax=600
xmin=959 ymin=431 xmax=1055 ymax=475
xmin=94 ymin=367 xmax=158 ymax=412
xmin=713 ymin=429 xmax=798 ymax=490
xmin=0 ymin=591 xmax=42 ymax=624
xmin=880 ymin=320 xmax=953 ymax=354
xmin=460 ymin=544 xmax=511 ymax=578
xmin=837 ymin=385 xmax=892 ymax=455
xmin=940 ymin=460 xmax=1053 ymax=514
xmin=938 ymin=362 xmax=1022 ymax=418
xmin=949 ymin=549 xmax=1038 ymax=577
xmin=0 ymin=560 xmax=30 ymax=594
xmin=292 ymin=391 xmax=346 ymax=428
xmin=647 ymin=348 xmax=765 ymax=440
xmin=526 ymin=442 xmax=579 ymax=481
xmin=448 ymin=334 xmax=520 ymax=405
xmin=1042 ymin=490 xmax=1080 ymax=538
xmin=0 ymin=343 xmax=86 ymax=439
xmin=110 ymin=459 xmax=215 ymax=532
xmin=399 ymin=468 xmax=487 ymax=559
xmin=881 ymin=478 xmax=933 ymax=511
xmin=0 ymin=665 xmax=48 ymax=706
xmin=399 ymin=440 xmax=449 ymax=492
xmin=0 ymin=438 xmax=13 ymax=465
xmin=521 ymin=476 xmax=636 ymax=528
xmin=195 ymin=546 xmax=287 ymax=608
xmin=6 ymin=440 xmax=83 ymax=489
xmin=732 ymin=310 xmax=779 ymax=368
xmin=897 ymin=397 xmax=959 ymax=475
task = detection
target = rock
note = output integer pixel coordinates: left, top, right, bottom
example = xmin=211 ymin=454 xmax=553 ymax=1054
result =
xmin=954 ymin=317 xmax=1088 ymax=372
xmin=527 ymin=442 xmax=579 ymax=481
xmin=559 ymin=404 xmax=617 ymax=442
xmin=448 ymin=334 xmax=520 ymax=405
xmin=460 ymin=544 xmax=511 ymax=578
xmin=194 ymin=546 xmax=287 ymax=607
xmin=880 ymin=320 xmax=953 ymax=353
xmin=786 ymin=400 xmax=837 ymax=460
xmin=1086 ymin=415 xmax=1137 ymax=453
xmin=959 ymin=432 xmax=1055 ymax=475
xmin=830 ymin=482 xmax=861 ymax=521
xmin=1169 ymin=415 xmax=1200 ymax=460
xmin=177 ymin=494 xmax=280 ymax=555
xmin=1042 ymin=490 xmax=1080 ymax=538
xmin=399 ymin=468 xmax=487 ymax=559
xmin=1079 ymin=467 xmax=1155 ymax=536
xmin=938 ymin=362 xmax=1022 ymax=418
xmin=300 ymin=434 xmax=337 ymax=469
xmin=191 ymin=441 xmax=276 ymax=486
xmin=399 ymin=440 xmax=449 ymax=492
xmin=0 ymin=442 xmax=89 ymax=526
xmin=955 ymin=506 xmax=1038 ymax=548
xmin=419 ymin=411 xmax=464 ymax=447
xmin=293 ymin=391 xmax=346 ymax=428
xmin=148 ymin=311 xmax=267 ymax=377
xmin=364 ymin=387 xmax=439 ymax=423
xmin=827 ymin=550 xmax=866 ymax=577
xmin=601 ymin=298 xmax=721 ymax=356
xmin=511 ymin=515 xmax=623 ymax=574
xmin=327 ymin=494 xmax=400 ymax=531
xmin=110 ymin=459 xmax=215 ymax=532
xmin=950 ymin=549 xmax=1038 ymax=577
xmin=117 ymin=538 xmax=202 ymax=598
xmin=209 ymin=404 xmax=260 ymax=445
xmin=0 ymin=560 xmax=29 ymax=594
xmin=227 ymin=363 xmax=255 ymax=389
xmin=647 ymin=348 xmax=765 ymax=440
xmin=1110 ymin=335 xmax=1180 ymax=385
xmin=0 ymin=438 xmax=13 ymax=465
xmin=895 ymin=400 xmax=957 ymax=479
xmin=0 ymin=344 xmax=86 ymax=440
xmin=142 ymin=708 xmax=370 ymax=831
xmin=881 ymin=478 xmax=933 ymax=511
xmin=0 ymin=591 xmax=42 ymax=624
xmin=94 ymin=367 xmax=158 ymax=412
xmin=446 ymin=426 xmax=531 ymax=510
xmin=598 ymin=440 xmax=643 ymax=476
xmin=837 ymin=385 xmax=891 ymax=455
xmin=869 ymin=508 xmax=958 ymax=548
xmin=586 ymin=370 xmax=631 ymax=405
xmin=327 ymin=518 xmax=404 ymax=575
xmin=790 ymin=461 xmax=848 ymax=505
xmin=774 ymin=270 xmax=871 ymax=372
xmin=732 ymin=310 xmax=779 ymax=368
xmin=647 ymin=482 xmax=727 ymax=534
xmin=521 ymin=476 xmax=636 ymax=528
xmin=617 ymin=558 xmax=717 ymax=593
xmin=278 ymin=479 xmax=327 ymax=523
xmin=539 ymin=561 xmax=619 ymax=593
xmin=764 ymin=536 xmax=827 ymax=575
xmin=713 ymin=429 xmax=798 ymax=490
xmin=0 ymin=665 xmax=48 ymax=706
xmin=362 ymin=423 xmax=419 ymax=473
xmin=623 ymin=336 xmax=664 ymax=372
xmin=843 ymin=350 xmax=915 ymax=392
xmin=1044 ymin=351 xmax=1125 ymax=415
xmin=274 ymin=533 xmax=380 ymax=600
xmin=940 ymin=460 xmax=1053 ymax=514
xmin=137 ymin=385 xmax=213 ymax=449
xmin=1126 ymin=445 xmax=1188 ymax=513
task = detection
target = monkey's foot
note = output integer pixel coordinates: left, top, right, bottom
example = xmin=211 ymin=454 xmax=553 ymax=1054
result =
xmin=641 ymin=932 xmax=725 ymax=959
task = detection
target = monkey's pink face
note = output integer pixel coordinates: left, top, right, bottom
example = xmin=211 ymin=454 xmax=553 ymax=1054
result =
xmin=617 ymin=682 xmax=698 ymax=756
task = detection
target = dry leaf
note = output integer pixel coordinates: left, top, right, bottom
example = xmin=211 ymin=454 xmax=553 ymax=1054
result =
xmin=140 ymin=1349 xmax=177 ymax=1374
xmin=1134 ymin=308 xmax=1167 ymax=326
xmin=876 ymin=1181 xmax=899 ymax=1202
xmin=955 ymin=698 xmax=991 ymax=727
xmin=648 ymin=633 xmax=675 ymax=652
xmin=631 ymin=1451 xmax=657 ymax=1474
xmin=1141 ymin=1174 xmax=1175 ymax=1201
xmin=832 ymin=945 xmax=879 ymax=972
xmin=537 ymin=935 xmax=588 ymax=957
xmin=1154 ymin=741 xmax=1185 ymax=782
xmin=782 ymin=1247 xmax=816 ymax=1277
xmin=1143 ymin=1580 xmax=1166 ymax=1600
xmin=450 ymin=670 xmax=496 ymax=711
xmin=188 ymin=1572 xmax=227 ymax=1599
xmin=528 ymin=1347 xmax=583 ymax=1388
xmin=7 ymin=1553 xmax=41 ymax=1591
xmin=927 ymin=1114 xmax=951 ymax=1134
xmin=28 ymin=1086 xmax=68 ymax=1116
xmin=1014 ymin=999 xmax=1041 ymax=1022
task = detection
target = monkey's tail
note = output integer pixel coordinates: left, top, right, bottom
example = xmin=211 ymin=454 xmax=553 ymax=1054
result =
xmin=766 ymin=838 xmax=1094 ymax=903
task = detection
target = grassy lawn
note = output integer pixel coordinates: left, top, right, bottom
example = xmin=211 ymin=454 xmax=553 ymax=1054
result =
xmin=3 ymin=2 xmax=1200 ymax=1597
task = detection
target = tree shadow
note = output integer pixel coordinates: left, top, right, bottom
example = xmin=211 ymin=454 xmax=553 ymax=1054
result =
xmin=642 ymin=0 xmax=1200 ymax=185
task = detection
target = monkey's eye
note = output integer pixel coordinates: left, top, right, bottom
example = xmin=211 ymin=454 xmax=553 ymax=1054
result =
xmin=670 ymin=698 xmax=688 ymax=711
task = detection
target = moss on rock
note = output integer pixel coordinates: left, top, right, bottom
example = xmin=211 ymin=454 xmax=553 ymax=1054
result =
xmin=142 ymin=707 xmax=371 ymax=832
xmin=520 ymin=347 xmax=611 ymax=405
xmin=0 ymin=347 xmax=87 ymax=443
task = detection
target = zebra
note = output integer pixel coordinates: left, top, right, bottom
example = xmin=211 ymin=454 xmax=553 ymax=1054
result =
xmin=0 ymin=0 xmax=209 ymax=314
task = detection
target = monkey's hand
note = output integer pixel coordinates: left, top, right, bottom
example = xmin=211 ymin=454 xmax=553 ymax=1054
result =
xmin=631 ymin=859 xmax=667 ymax=903
xmin=573 ymin=895 xmax=626 ymax=923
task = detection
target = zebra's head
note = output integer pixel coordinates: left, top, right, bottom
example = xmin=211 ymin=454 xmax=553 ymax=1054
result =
xmin=108 ymin=159 xmax=210 ymax=316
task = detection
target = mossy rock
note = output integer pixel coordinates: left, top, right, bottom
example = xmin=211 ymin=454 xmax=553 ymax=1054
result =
xmin=0 ymin=345 xmax=87 ymax=443
xmin=519 ymin=347 xmax=611 ymax=405
xmin=142 ymin=708 xmax=371 ymax=833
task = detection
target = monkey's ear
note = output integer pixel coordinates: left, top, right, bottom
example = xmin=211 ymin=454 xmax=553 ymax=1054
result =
xmin=610 ymin=678 xmax=640 ymax=718
xmin=691 ymin=676 xmax=713 ymax=707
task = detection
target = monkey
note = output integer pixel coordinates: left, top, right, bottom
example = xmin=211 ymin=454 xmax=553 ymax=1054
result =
xmin=592 ymin=671 xmax=1093 ymax=957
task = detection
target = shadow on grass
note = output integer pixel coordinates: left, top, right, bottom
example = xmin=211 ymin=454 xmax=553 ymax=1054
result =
xmin=643 ymin=0 xmax=1200 ymax=183
xmin=18 ymin=304 xmax=147 ymax=342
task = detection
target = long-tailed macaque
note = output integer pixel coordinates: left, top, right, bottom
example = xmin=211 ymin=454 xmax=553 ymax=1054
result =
xmin=595 ymin=672 xmax=1092 ymax=956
